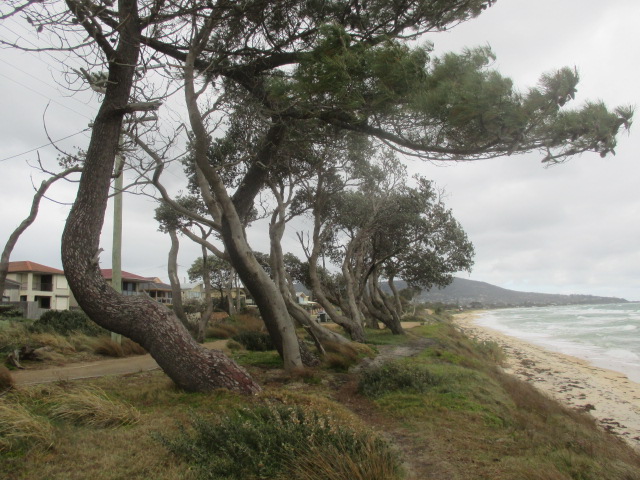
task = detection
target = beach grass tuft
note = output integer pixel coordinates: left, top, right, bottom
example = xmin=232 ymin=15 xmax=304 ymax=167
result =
xmin=47 ymin=386 xmax=141 ymax=427
xmin=0 ymin=400 xmax=54 ymax=451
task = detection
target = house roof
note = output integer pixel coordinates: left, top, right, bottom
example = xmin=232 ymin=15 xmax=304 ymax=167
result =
xmin=8 ymin=261 xmax=64 ymax=275
xmin=100 ymin=269 xmax=150 ymax=282
xmin=139 ymin=280 xmax=172 ymax=292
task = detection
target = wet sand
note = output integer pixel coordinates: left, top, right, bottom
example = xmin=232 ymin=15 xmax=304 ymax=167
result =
xmin=453 ymin=312 xmax=640 ymax=451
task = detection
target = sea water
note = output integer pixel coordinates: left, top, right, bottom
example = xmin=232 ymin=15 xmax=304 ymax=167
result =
xmin=474 ymin=303 xmax=640 ymax=383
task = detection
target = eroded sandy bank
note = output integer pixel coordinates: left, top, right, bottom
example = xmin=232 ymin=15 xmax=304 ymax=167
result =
xmin=452 ymin=312 xmax=640 ymax=451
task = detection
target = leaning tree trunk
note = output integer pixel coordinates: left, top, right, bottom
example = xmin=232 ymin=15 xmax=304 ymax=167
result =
xmin=269 ymin=213 xmax=350 ymax=349
xmin=167 ymin=228 xmax=190 ymax=329
xmin=196 ymin=246 xmax=214 ymax=343
xmin=368 ymin=275 xmax=404 ymax=335
xmin=182 ymin=24 xmax=302 ymax=371
xmin=61 ymin=0 xmax=259 ymax=394
xmin=0 ymin=167 xmax=80 ymax=299
xmin=305 ymin=204 xmax=366 ymax=342
xmin=388 ymin=275 xmax=404 ymax=318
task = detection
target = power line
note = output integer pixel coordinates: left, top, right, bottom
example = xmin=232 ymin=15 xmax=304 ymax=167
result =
xmin=0 ymin=70 xmax=95 ymax=121
xmin=0 ymin=58 xmax=97 ymax=117
xmin=0 ymin=128 xmax=91 ymax=163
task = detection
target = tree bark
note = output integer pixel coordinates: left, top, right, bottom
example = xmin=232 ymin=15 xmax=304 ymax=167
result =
xmin=61 ymin=0 xmax=259 ymax=394
xmin=197 ymin=246 xmax=214 ymax=343
xmin=167 ymin=228 xmax=190 ymax=328
xmin=388 ymin=275 xmax=404 ymax=317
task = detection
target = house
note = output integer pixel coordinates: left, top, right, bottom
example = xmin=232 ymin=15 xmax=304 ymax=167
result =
xmin=101 ymin=270 xmax=173 ymax=305
xmin=295 ymin=291 xmax=323 ymax=317
xmin=101 ymin=269 xmax=150 ymax=296
xmin=5 ymin=261 xmax=74 ymax=314
xmin=138 ymin=277 xmax=173 ymax=305
xmin=1 ymin=278 xmax=21 ymax=302
xmin=182 ymin=282 xmax=207 ymax=302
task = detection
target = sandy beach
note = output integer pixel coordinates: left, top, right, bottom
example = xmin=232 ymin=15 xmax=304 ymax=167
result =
xmin=452 ymin=312 xmax=640 ymax=451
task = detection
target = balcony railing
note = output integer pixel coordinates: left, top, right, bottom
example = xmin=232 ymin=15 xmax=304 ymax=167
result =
xmin=20 ymin=282 xmax=54 ymax=292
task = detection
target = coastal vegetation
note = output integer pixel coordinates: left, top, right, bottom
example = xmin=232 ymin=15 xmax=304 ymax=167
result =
xmin=2 ymin=315 xmax=639 ymax=480
xmin=1 ymin=0 xmax=632 ymax=393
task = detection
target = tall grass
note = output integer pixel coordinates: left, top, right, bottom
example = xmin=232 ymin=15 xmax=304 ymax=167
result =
xmin=0 ymin=400 xmax=54 ymax=451
xmin=93 ymin=336 xmax=146 ymax=357
xmin=47 ymin=386 xmax=141 ymax=427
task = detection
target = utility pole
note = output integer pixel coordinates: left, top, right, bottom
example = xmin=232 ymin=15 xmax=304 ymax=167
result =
xmin=111 ymin=143 xmax=124 ymax=345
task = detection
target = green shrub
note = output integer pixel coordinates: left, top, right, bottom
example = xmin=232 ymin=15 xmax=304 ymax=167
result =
xmin=0 ymin=305 xmax=23 ymax=318
xmin=321 ymin=341 xmax=361 ymax=371
xmin=358 ymin=361 xmax=442 ymax=397
xmin=231 ymin=331 xmax=274 ymax=351
xmin=226 ymin=339 xmax=242 ymax=351
xmin=473 ymin=339 xmax=506 ymax=364
xmin=159 ymin=403 xmax=402 ymax=480
xmin=31 ymin=310 xmax=105 ymax=336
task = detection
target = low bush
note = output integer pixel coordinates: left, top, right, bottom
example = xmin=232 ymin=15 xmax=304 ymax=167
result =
xmin=232 ymin=331 xmax=274 ymax=351
xmin=0 ymin=306 xmax=23 ymax=318
xmin=322 ymin=341 xmax=363 ymax=371
xmin=159 ymin=402 xmax=402 ymax=480
xmin=205 ymin=323 xmax=239 ymax=339
xmin=31 ymin=310 xmax=105 ymax=336
xmin=358 ymin=361 xmax=442 ymax=397
xmin=225 ymin=339 xmax=242 ymax=351
xmin=473 ymin=339 xmax=506 ymax=364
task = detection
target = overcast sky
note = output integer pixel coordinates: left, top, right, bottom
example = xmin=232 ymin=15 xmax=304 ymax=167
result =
xmin=0 ymin=0 xmax=638 ymax=300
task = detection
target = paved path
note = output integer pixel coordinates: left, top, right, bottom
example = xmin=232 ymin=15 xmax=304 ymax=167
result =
xmin=11 ymin=340 xmax=229 ymax=386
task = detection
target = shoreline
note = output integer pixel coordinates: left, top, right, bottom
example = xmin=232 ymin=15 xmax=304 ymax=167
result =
xmin=452 ymin=312 xmax=640 ymax=451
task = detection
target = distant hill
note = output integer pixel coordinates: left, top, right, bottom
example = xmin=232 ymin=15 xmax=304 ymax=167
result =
xmin=388 ymin=278 xmax=628 ymax=308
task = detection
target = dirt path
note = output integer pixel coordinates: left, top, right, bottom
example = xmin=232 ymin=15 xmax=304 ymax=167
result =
xmin=337 ymin=334 xmax=437 ymax=480
xmin=11 ymin=340 xmax=230 ymax=386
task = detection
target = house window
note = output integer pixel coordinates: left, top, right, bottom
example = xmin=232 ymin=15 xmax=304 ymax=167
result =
xmin=36 ymin=296 xmax=51 ymax=309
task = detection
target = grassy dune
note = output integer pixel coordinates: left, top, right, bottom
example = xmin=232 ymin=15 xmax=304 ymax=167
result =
xmin=1 ymin=319 xmax=639 ymax=480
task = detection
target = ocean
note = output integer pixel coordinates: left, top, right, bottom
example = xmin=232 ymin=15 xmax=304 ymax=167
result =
xmin=474 ymin=303 xmax=640 ymax=383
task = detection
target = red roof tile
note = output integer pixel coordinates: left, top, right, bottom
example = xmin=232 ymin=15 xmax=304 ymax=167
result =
xmin=100 ymin=269 xmax=150 ymax=282
xmin=7 ymin=261 xmax=64 ymax=275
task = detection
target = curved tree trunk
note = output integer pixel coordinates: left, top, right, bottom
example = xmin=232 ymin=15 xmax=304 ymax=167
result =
xmin=269 ymin=211 xmax=350 ymax=349
xmin=368 ymin=275 xmax=404 ymax=335
xmin=196 ymin=246 xmax=214 ymax=343
xmin=388 ymin=275 xmax=404 ymax=317
xmin=182 ymin=25 xmax=302 ymax=372
xmin=61 ymin=0 xmax=259 ymax=394
xmin=0 ymin=167 xmax=80 ymax=299
xmin=167 ymin=228 xmax=190 ymax=328
xmin=307 ymin=239 xmax=366 ymax=342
